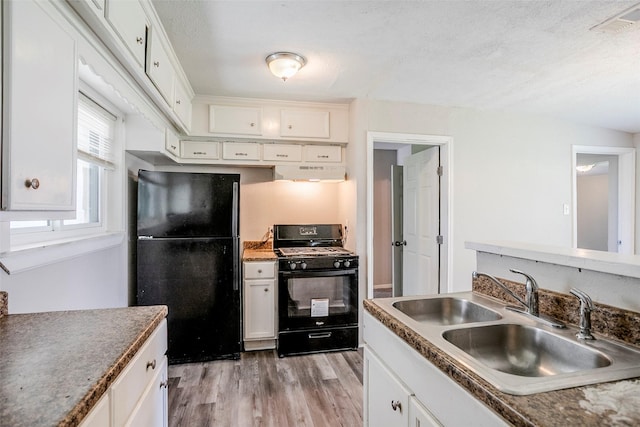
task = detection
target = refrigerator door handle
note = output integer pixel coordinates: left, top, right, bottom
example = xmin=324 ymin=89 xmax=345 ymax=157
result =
xmin=232 ymin=182 xmax=239 ymax=237
xmin=233 ymin=237 xmax=240 ymax=291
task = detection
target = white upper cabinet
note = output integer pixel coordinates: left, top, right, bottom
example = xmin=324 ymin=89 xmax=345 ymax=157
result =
xmin=280 ymin=109 xmax=330 ymax=139
xmin=173 ymin=78 xmax=192 ymax=130
xmin=209 ymin=105 xmax=263 ymax=136
xmin=146 ymin=27 xmax=175 ymax=105
xmin=105 ymin=0 xmax=148 ymax=68
xmin=2 ymin=0 xmax=77 ymax=213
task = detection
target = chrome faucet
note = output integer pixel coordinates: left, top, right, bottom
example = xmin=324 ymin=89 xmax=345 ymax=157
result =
xmin=472 ymin=269 xmax=565 ymax=328
xmin=570 ymin=288 xmax=595 ymax=340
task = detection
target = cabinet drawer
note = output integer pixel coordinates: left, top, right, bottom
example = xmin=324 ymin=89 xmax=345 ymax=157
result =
xmin=280 ymin=110 xmax=330 ymax=139
xmin=244 ymin=261 xmax=275 ymax=279
xmin=209 ymin=105 xmax=262 ymax=135
xmin=222 ymin=142 xmax=260 ymax=160
xmin=111 ymin=319 xmax=168 ymax=427
xmin=304 ymin=145 xmax=342 ymax=163
xmin=263 ymin=144 xmax=302 ymax=162
xmin=181 ymin=141 xmax=220 ymax=159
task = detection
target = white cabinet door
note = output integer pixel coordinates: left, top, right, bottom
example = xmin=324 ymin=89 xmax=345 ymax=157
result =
xmin=263 ymin=144 xmax=302 ymax=162
xmin=304 ymin=145 xmax=342 ymax=163
xmin=146 ymin=27 xmax=175 ymax=104
xmin=105 ymin=0 xmax=147 ymax=67
xmin=79 ymin=393 xmax=110 ymax=427
xmin=280 ymin=109 xmax=330 ymax=139
xmin=409 ymin=396 xmax=442 ymax=427
xmin=173 ymin=78 xmax=192 ymax=130
xmin=365 ymin=349 xmax=410 ymax=427
xmin=244 ymin=279 xmax=276 ymax=340
xmin=181 ymin=141 xmax=219 ymax=160
xmin=209 ymin=105 xmax=262 ymax=135
xmin=124 ymin=356 xmax=168 ymax=427
xmin=2 ymin=0 xmax=77 ymax=212
xmin=165 ymin=129 xmax=180 ymax=157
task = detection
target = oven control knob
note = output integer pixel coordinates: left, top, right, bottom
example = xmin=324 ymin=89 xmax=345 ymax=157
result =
xmin=334 ymin=261 xmax=341 ymax=268
xmin=344 ymin=260 xmax=351 ymax=268
xmin=289 ymin=262 xmax=297 ymax=270
xmin=300 ymin=262 xmax=307 ymax=270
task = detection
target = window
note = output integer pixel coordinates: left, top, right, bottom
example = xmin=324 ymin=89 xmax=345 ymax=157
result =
xmin=10 ymin=91 xmax=120 ymax=243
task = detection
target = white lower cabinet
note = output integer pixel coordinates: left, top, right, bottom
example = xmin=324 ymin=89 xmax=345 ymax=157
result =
xmin=364 ymin=312 xmax=507 ymax=427
xmin=79 ymin=393 xmax=110 ymax=427
xmin=243 ymin=260 xmax=276 ymax=350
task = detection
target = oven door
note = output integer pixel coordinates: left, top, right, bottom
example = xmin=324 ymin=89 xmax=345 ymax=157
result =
xmin=278 ymin=268 xmax=358 ymax=331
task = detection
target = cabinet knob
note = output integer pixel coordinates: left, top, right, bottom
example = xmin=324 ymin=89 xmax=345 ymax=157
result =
xmin=250 ymin=122 xmax=255 ymax=127
xmin=288 ymin=124 xmax=293 ymax=129
xmin=257 ymin=269 xmax=262 ymax=273
xmin=25 ymin=178 xmax=40 ymax=189
xmin=176 ymin=99 xmax=181 ymax=105
xmin=159 ymin=380 xmax=168 ymax=389
xmin=391 ymin=400 xmax=402 ymax=412
xmin=146 ymin=359 xmax=157 ymax=371
xmin=153 ymin=61 xmax=160 ymax=67
xmin=136 ymin=36 xmax=144 ymax=44
xmin=264 ymin=288 xmax=269 ymax=292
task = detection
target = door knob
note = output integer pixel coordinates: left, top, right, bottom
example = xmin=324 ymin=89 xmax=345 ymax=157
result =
xmin=393 ymin=241 xmax=407 ymax=246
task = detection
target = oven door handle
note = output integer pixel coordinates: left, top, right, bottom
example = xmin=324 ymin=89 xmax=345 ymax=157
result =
xmin=280 ymin=269 xmax=357 ymax=277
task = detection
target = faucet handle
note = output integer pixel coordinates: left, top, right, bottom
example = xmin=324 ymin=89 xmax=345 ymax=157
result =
xmin=509 ymin=269 xmax=538 ymax=290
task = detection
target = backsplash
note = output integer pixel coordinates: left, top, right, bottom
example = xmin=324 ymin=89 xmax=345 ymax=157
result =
xmin=473 ymin=276 xmax=640 ymax=347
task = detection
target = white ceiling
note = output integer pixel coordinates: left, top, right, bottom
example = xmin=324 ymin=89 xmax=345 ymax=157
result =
xmin=152 ymin=0 xmax=640 ymax=133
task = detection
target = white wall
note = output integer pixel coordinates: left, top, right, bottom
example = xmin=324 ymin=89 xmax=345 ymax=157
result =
xmin=349 ymin=99 xmax=635 ymax=296
xmin=0 ymin=244 xmax=127 ymax=314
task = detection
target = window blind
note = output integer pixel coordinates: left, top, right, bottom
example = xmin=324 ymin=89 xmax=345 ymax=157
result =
xmin=77 ymin=92 xmax=116 ymax=169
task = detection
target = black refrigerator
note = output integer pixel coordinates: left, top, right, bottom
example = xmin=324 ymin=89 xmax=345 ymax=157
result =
xmin=136 ymin=170 xmax=241 ymax=364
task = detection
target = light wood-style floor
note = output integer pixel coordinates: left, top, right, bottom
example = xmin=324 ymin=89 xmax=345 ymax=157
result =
xmin=168 ymin=349 xmax=363 ymax=427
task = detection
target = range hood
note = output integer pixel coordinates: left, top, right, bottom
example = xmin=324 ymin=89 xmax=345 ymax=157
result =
xmin=273 ymin=165 xmax=346 ymax=182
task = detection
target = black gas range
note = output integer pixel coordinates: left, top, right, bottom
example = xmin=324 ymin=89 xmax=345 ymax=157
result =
xmin=273 ymin=224 xmax=359 ymax=357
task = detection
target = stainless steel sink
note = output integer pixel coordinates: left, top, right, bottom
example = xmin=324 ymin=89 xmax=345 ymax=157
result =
xmin=443 ymin=323 xmax=610 ymax=377
xmin=374 ymin=292 xmax=640 ymax=394
xmin=392 ymin=297 xmax=502 ymax=325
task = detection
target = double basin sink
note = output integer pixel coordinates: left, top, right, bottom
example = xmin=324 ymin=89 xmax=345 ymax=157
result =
xmin=379 ymin=293 xmax=640 ymax=395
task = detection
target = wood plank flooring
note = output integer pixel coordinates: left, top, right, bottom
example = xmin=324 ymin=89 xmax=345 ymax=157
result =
xmin=168 ymin=349 xmax=363 ymax=427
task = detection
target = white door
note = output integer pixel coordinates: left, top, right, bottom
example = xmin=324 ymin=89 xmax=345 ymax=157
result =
xmin=402 ymin=147 xmax=440 ymax=296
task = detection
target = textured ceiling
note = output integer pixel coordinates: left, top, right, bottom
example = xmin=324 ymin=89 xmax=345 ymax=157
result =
xmin=152 ymin=0 xmax=640 ymax=133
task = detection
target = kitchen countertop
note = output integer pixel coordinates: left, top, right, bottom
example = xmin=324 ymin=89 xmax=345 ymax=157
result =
xmin=364 ymin=296 xmax=640 ymax=426
xmin=243 ymin=240 xmax=277 ymax=261
xmin=0 ymin=305 xmax=168 ymax=427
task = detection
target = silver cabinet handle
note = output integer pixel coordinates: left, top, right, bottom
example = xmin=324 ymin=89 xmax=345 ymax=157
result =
xmin=391 ymin=400 xmax=402 ymax=412
xmin=146 ymin=359 xmax=156 ymax=370
xmin=136 ymin=37 xmax=143 ymax=44
xmin=159 ymin=380 xmax=168 ymax=389
xmin=25 ymin=178 xmax=40 ymax=189
xmin=153 ymin=61 xmax=160 ymax=67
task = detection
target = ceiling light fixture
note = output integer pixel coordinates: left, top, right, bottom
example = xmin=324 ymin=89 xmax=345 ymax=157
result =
xmin=265 ymin=52 xmax=306 ymax=81
xmin=576 ymin=164 xmax=596 ymax=173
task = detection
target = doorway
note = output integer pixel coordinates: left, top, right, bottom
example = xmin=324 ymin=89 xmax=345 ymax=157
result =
xmin=572 ymin=145 xmax=635 ymax=254
xmin=367 ymin=132 xmax=452 ymax=299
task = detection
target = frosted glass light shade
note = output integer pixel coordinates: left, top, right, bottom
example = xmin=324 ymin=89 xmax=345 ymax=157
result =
xmin=265 ymin=52 xmax=306 ymax=81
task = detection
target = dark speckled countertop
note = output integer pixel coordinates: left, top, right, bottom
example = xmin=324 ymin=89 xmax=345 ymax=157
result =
xmin=0 ymin=305 xmax=167 ymax=427
xmin=365 ymin=280 xmax=640 ymax=426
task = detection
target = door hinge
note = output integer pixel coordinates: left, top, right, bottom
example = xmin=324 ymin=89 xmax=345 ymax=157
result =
xmin=437 ymin=166 xmax=443 ymax=176
xmin=436 ymin=235 xmax=444 ymax=245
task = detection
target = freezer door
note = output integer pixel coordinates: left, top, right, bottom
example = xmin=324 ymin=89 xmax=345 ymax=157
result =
xmin=136 ymin=238 xmax=240 ymax=363
xmin=137 ymin=170 xmax=240 ymax=238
